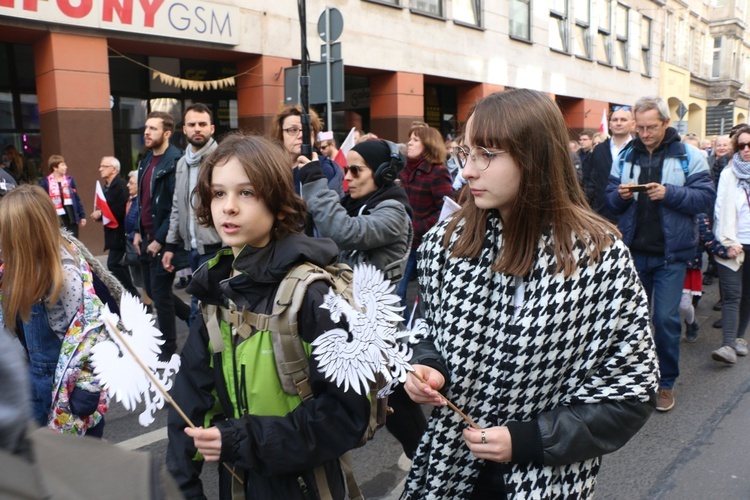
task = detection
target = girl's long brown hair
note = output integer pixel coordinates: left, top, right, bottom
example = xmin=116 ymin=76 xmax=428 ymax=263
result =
xmin=0 ymin=185 xmax=64 ymax=326
xmin=444 ymin=89 xmax=618 ymax=277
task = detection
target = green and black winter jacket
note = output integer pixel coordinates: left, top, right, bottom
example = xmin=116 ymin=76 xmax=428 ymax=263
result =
xmin=166 ymin=234 xmax=370 ymax=499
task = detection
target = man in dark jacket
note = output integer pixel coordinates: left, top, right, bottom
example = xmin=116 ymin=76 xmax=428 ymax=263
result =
xmin=133 ymin=111 xmax=190 ymax=360
xmin=605 ymin=96 xmax=714 ymax=413
xmin=583 ymin=107 xmax=634 ymax=222
xmin=91 ymin=156 xmax=138 ymax=297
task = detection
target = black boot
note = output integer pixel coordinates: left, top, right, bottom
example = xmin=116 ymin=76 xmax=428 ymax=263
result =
xmin=713 ymin=318 xmax=723 ymax=329
xmin=685 ymin=321 xmax=699 ymax=343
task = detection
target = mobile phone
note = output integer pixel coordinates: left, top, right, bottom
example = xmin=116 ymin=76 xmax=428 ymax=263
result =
xmin=626 ymin=184 xmax=649 ymax=192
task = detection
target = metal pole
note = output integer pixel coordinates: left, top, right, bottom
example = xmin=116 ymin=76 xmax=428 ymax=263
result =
xmin=299 ymin=0 xmax=312 ymax=159
xmin=325 ymin=7 xmax=333 ymax=133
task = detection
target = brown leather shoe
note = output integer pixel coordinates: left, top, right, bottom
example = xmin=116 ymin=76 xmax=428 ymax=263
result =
xmin=656 ymin=388 xmax=675 ymax=412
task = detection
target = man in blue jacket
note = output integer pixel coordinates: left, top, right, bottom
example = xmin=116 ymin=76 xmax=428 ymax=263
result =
xmin=133 ymin=111 xmax=190 ymax=360
xmin=605 ymin=96 xmax=715 ymax=413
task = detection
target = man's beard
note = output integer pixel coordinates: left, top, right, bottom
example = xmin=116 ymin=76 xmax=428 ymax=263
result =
xmin=148 ymin=135 xmax=164 ymax=150
xmin=188 ymin=135 xmax=210 ymax=148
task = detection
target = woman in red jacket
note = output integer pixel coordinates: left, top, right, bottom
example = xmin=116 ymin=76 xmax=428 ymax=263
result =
xmin=396 ymin=124 xmax=453 ymax=318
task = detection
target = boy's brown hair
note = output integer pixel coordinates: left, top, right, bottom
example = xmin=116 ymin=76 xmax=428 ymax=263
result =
xmin=194 ymin=133 xmax=307 ymax=239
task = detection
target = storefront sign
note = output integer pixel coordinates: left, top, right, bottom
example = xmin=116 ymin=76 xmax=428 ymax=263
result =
xmin=0 ymin=0 xmax=239 ymax=45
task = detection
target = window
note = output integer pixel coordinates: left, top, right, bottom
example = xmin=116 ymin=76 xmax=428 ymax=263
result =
xmin=574 ymin=0 xmax=591 ymax=58
xmin=454 ymin=0 xmax=481 ymax=26
xmin=641 ymin=16 xmax=651 ymax=75
xmin=550 ymin=0 xmax=569 ymax=52
xmin=0 ymin=92 xmax=12 ymax=129
xmin=510 ymin=0 xmax=531 ymax=40
xmin=614 ymin=3 xmax=628 ymax=69
xmin=712 ymin=36 xmax=722 ymax=78
xmin=411 ymin=0 xmax=442 ymax=16
xmin=596 ymin=0 xmax=612 ymax=64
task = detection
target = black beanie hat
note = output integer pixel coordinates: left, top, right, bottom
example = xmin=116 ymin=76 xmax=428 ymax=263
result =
xmin=350 ymin=139 xmax=392 ymax=172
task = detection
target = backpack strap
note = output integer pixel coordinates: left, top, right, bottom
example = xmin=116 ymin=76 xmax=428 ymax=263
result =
xmin=271 ymin=263 xmax=333 ymax=401
xmin=617 ymin=145 xmax=634 ymax=179
xmin=679 ymin=142 xmax=690 ymax=177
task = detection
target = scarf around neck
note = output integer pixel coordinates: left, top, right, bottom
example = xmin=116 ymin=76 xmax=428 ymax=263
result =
xmin=731 ymin=152 xmax=750 ymax=190
xmin=405 ymin=155 xmax=426 ymax=172
xmin=341 ymin=183 xmax=413 ymax=218
xmin=185 ymin=137 xmax=216 ymax=167
xmin=47 ymin=173 xmax=72 ymax=214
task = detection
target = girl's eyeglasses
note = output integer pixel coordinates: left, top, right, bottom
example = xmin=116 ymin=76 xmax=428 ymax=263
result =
xmin=344 ymin=165 xmax=368 ymax=178
xmin=452 ymin=145 xmax=507 ymax=171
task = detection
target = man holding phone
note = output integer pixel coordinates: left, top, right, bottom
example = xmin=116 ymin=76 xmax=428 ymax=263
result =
xmin=605 ymin=96 xmax=714 ymax=413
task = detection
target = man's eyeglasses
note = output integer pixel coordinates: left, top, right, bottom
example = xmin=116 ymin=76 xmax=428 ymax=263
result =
xmin=320 ymin=143 xmax=330 ymax=150
xmin=344 ymin=165 xmax=368 ymax=177
xmin=612 ymin=105 xmax=631 ymax=111
xmin=452 ymin=145 xmax=507 ymax=171
xmin=635 ymin=124 xmax=663 ymax=135
xmin=283 ymin=127 xmax=303 ymax=136
xmin=737 ymin=142 xmax=750 ymax=151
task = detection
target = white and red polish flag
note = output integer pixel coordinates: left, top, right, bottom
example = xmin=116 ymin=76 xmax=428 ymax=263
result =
xmin=334 ymin=127 xmax=357 ymax=167
xmin=95 ymin=181 xmax=119 ymax=229
xmin=598 ymin=108 xmax=609 ymax=137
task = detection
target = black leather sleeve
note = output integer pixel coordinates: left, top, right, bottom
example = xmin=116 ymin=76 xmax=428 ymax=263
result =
xmin=507 ymin=391 xmax=656 ymax=466
xmin=410 ymin=339 xmax=451 ymax=392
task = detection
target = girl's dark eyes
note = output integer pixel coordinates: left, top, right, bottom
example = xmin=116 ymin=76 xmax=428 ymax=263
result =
xmin=241 ymin=189 xmax=254 ymax=197
xmin=212 ymin=190 xmax=225 ymax=198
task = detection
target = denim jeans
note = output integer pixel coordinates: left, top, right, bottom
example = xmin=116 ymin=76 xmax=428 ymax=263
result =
xmin=23 ymin=302 xmax=62 ymax=426
xmin=396 ymin=249 xmax=418 ymax=322
xmin=632 ymin=252 xmax=687 ymax=390
xmin=717 ymin=246 xmax=750 ymax=347
xmin=140 ymin=241 xmax=191 ymax=358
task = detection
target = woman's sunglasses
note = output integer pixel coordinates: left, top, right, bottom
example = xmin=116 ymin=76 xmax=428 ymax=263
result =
xmin=344 ymin=165 xmax=368 ymax=178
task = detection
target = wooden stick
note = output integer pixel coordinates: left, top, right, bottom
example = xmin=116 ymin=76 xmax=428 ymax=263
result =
xmin=104 ymin=317 xmax=244 ymax=484
xmin=410 ymin=371 xmax=479 ymax=429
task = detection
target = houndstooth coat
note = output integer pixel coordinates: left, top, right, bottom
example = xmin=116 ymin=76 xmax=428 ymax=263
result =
xmin=402 ymin=213 xmax=658 ymax=499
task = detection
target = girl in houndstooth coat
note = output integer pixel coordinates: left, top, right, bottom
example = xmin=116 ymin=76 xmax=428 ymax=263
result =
xmin=403 ymin=89 xmax=659 ymax=499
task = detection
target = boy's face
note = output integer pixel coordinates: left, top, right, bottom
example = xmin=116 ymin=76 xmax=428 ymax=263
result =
xmin=210 ymin=157 xmax=276 ymax=257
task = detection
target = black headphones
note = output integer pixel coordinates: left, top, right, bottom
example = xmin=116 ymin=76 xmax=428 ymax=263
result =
xmin=373 ymin=140 xmax=403 ymax=187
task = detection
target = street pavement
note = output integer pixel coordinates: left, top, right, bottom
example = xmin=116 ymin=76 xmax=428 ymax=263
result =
xmin=106 ymin=266 xmax=750 ymax=499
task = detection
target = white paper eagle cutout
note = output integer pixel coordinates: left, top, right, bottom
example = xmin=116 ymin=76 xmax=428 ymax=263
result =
xmin=91 ymin=292 xmax=181 ymax=426
xmin=312 ymin=263 xmax=426 ymax=397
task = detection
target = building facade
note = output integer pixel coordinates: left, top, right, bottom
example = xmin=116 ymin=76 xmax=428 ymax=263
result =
xmin=1 ymin=0 xmax=746 ymax=248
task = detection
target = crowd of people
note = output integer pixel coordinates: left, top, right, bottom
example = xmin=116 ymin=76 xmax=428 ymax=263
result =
xmin=1 ymin=89 xmax=745 ymax=499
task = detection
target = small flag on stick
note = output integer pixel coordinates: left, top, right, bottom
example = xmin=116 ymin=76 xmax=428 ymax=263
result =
xmin=95 ymin=181 xmax=119 ymax=229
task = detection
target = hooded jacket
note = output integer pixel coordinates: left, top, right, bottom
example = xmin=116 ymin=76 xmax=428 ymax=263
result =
xmin=166 ymin=233 xmax=370 ymax=500
xmin=299 ymin=160 xmax=413 ymax=281
xmin=604 ymin=128 xmax=715 ymax=263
